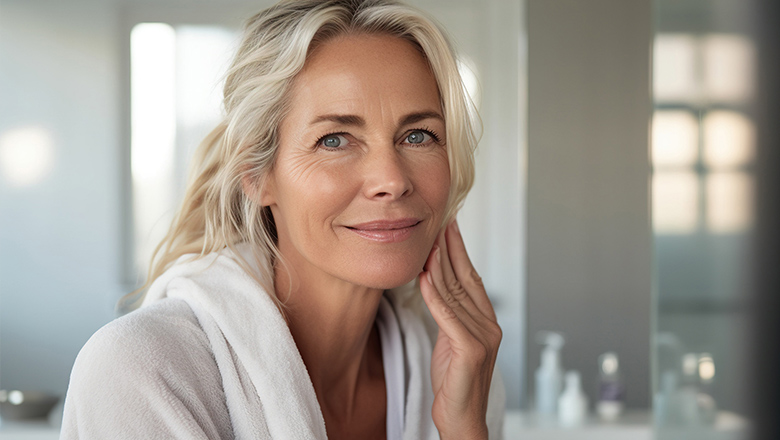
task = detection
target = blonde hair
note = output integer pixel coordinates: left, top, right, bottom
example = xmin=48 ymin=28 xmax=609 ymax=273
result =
xmin=120 ymin=0 xmax=480 ymax=312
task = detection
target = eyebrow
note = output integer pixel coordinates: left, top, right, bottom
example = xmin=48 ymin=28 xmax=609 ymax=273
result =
xmin=311 ymin=114 xmax=365 ymax=126
xmin=400 ymin=111 xmax=444 ymax=126
xmin=310 ymin=111 xmax=444 ymax=127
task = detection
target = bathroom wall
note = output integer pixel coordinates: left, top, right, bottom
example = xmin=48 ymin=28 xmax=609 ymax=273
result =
xmin=0 ymin=0 xmax=124 ymax=394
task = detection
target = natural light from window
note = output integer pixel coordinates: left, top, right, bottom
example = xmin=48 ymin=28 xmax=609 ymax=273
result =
xmin=0 ymin=125 xmax=55 ymax=188
xmin=130 ymin=22 xmax=236 ymax=279
xmin=652 ymin=33 xmax=755 ymax=235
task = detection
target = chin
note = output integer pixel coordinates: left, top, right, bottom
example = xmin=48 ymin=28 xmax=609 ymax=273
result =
xmin=351 ymin=255 xmax=424 ymax=290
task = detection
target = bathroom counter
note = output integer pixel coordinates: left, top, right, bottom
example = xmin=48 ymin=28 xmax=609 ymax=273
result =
xmin=503 ymin=409 xmax=750 ymax=440
xmin=0 ymin=419 xmax=59 ymax=440
xmin=0 ymin=409 xmax=750 ymax=440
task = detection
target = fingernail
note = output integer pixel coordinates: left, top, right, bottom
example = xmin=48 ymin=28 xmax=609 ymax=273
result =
xmin=426 ymin=271 xmax=432 ymax=285
xmin=435 ymin=247 xmax=441 ymax=262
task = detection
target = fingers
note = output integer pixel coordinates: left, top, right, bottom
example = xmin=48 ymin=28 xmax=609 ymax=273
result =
xmin=420 ymin=219 xmax=501 ymax=350
xmin=418 ymin=269 xmax=476 ymax=353
xmin=425 ymin=243 xmax=485 ymax=338
xmin=421 ymin=224 xmax=503 ymax=436
xmin=444 ymin=220 xmax=497 ymax=321
xmin=430 ymin=229 xmax=482 ymax=319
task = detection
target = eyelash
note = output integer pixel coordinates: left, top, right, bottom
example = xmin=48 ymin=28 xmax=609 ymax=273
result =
xmin=314 ymin=131 xmax=347 ymax=150
xmin=415 ymin=126 xmax=442 ymax=144
xmin=314 ymin=127 xmax=442 ymax=150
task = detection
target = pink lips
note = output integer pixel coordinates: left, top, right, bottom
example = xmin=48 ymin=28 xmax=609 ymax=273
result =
xmin=346 ymin=218 xmax=422 ymax=243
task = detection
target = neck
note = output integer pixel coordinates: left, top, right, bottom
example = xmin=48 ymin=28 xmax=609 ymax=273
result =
xmin=275 ymin=262 xmax=385 ymax=417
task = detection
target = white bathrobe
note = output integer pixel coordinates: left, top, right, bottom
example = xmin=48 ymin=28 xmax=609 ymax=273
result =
xmin=60 ymin=246 xmax=505 ymax=439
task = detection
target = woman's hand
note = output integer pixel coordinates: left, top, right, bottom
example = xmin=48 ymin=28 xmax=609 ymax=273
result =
xmin=419 ymin=220 xmax=502 ymax=440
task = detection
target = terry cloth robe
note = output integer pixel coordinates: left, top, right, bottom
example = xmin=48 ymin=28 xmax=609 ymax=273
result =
xmin=60 ymin=245 xmax=506 ymax=439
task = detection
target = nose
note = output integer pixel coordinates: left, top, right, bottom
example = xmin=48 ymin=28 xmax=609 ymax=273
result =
xmin=361 ymin=146 xmax=413 ymax=200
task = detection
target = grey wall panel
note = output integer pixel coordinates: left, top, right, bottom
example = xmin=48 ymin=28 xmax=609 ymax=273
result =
xmin=527 ymin=0 xmax=653 ymax=408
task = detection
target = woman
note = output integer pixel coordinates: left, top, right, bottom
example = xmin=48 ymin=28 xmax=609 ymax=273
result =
xmin=61 ymin=0 xmax=504 ymax=438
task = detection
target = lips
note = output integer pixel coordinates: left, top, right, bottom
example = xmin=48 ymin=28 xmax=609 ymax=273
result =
xmin=345 ymin=218 xmax=422 ymax=243
xmin=348 ymin=218 xmax=421 ymax=230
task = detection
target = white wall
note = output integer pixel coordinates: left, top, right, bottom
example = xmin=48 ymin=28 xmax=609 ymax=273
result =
xmin=0 ymin=0 xmax=123 ymax=395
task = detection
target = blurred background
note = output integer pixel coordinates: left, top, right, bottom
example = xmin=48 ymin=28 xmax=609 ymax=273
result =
xmin=0 ymin=0 xmax=776 ymax=439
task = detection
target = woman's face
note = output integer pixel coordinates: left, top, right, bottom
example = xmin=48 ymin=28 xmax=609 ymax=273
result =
xmin=261 ymin=34 xmax=450 ymax=290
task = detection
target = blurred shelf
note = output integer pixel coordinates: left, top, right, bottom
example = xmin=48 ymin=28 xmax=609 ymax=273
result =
xmin=0 ymin=403 xmax=61 ymax=440
xmin=658 ymin=298 xmax=751 ymax=314
xmin=503 ymin=409 xmax=750 ymax=440
xmin=0 ymin=419 xmax=59 ymax=440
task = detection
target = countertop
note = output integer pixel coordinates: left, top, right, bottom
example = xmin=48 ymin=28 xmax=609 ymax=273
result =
xmin=0 ymin=408 xmax=751 ymax=440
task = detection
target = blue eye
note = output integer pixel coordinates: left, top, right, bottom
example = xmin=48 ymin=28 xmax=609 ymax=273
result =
xmin=405 ymin=130 xmax=432 ymax=144
xmin=318 ymin=134 xmax=349 ymax=149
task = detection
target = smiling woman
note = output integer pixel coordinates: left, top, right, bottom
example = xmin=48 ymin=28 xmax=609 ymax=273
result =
xmin=60 ymin=1 xmax=504 ymax=439
xmin=264 ymin=34 xmax=451 ymax=290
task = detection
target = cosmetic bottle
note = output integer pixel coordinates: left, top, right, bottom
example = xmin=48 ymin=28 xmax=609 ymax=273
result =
xmin=596 ymin=352 xmax=625 ymax=421
xmin=654 ymin=370 xmax=679 ymax=426
xmin=535 ymin=332 xmax=564 ymax=415
xmin=695 ymin=353 xmax=718 ymax=424
xmin=677 ymin=352 xmax=718 ymax=426
xmin=558 ymin=370 xmax=589 ymax=427
xmin=677 ymin=352 xmax=702 ymax=426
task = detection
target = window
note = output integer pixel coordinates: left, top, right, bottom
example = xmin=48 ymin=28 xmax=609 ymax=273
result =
xmin=652 ymin=33 xmax=756 ymax=235
xmin=130 ymin=23 xmax=237 ymax=281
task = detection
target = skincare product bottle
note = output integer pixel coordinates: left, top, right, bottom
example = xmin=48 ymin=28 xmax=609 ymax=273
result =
xmin=596 ymin=352 xmax=625 ymax=421
xmin=558 ymin=370 xmax=589 ymax=426
xmin=677 ymin=352 xmax=718 ymax=426
xmin=696 ymin=353 xmax=718 ymax=424
xmin=654 ymin=370 xmax=679 ymax=426
xmin=678 ymin=352 xmax=702 ymax=426
xmin=535 ymin=332 xmax=564 ymax=415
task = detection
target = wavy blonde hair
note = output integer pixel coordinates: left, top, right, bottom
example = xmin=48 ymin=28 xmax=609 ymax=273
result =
xmin=120 ymin=0 xmax=480 ymax=313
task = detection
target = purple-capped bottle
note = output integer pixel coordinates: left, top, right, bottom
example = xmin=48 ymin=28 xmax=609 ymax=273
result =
xmin=597 ymin=352 xmax=625 ymax=421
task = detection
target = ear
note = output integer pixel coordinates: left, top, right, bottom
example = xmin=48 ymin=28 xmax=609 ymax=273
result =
xmin=241 ymin=171 xmax=276 ymax=207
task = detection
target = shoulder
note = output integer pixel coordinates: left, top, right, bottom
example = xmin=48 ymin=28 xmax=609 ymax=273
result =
xmin=62 ymin=299 xmax=231 ymax=439
xmin=74 ymin=298 xmax=213 ymax=373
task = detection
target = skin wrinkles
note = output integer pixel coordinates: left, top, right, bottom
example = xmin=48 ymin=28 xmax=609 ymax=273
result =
xmin=253 ymin=34 xmax=451 ymax=438
xmin=270 ymin=36 xmax=449 ymax=290
xmin=309 ymin=111 xmax=445 ymax=130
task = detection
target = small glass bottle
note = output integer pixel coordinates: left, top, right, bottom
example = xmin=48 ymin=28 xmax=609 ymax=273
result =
xmin=596 ymin=352 xmax=625 ymax=421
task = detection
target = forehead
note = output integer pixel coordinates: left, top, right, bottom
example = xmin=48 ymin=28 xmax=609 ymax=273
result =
xmin=287 ymin=34 xmax=442 ymax=120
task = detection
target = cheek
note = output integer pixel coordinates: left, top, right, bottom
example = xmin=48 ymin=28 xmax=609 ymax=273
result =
xmin=274 ymin=157 xmax=358 ymax=232
xmin=414 ymin=154 xmax=451 ymax=212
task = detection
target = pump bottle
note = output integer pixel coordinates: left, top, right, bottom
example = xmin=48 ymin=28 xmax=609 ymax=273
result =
xmin=535 ymin=332 xmax=564 ymax=415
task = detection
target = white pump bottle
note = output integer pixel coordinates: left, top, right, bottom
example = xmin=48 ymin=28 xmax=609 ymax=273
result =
xmin=559 ymin=370 xmax=589 ymax=426
xmin=535 ymin=332 xmax=564 ymax=415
